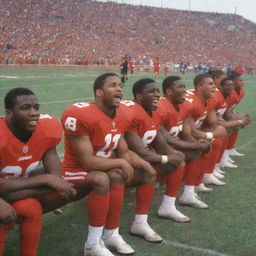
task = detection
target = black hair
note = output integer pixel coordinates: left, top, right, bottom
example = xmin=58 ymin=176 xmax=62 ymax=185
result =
xmin=193 ymin=74 xmax=212 ymax=89
xmin=162 ymin=76 xmax=181 ymax=94
xmin=4 ymin=87 xmax=35 ymax=109
xmin=132 ymin=78 xmax=155 ymax=98
xmin=220 ymin=78 xmax=232 ymax=87
xmin=209 ymin=70 xmax=225 ymax=80
xmin=93 ymin=73 xmax=119 ymax=96
xmin=228 ymin=71 xmax=241 ymax=81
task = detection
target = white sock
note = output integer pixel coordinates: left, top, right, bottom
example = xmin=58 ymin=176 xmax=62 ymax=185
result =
xmin=86 ymin=225 xmax=104 ymax=247
xmin=159 ymin=195 xmax=176 ymax=209
xmin=182 ymin=185 xmax=195 ymax=198
xmin=134 ymin=214 xmax=148 ymax=223
xmin=224 ymin=150 xmax=230 ymax=159
xmin=103 ymin=227 xmax=119 ymax=238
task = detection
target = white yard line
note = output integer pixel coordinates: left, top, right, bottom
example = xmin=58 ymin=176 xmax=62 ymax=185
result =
xmin=0 ymin=75 xmax=18 ymax=79
xmin=237 ymin=137 xmax=256 ymax=150
xmin=163 ymin=240 xmax=230 ymax=256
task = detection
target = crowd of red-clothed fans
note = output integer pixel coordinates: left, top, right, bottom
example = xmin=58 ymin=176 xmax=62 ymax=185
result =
xmin=0 ymin=0 xmax=256 ymax=72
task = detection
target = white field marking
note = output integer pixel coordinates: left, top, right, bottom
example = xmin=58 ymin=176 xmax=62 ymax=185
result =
xmin=163 ymin=240 xmax=230 ymax=256
xmin=236 ymin=137 xmax=256 ymax=150
xmin=0 ymin=75 xmax=18 ymax=79
xmin=40 ymin=98 xmax=93 ymax=105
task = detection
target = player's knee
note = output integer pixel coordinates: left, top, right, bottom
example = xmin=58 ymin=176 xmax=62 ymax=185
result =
xmin=23 ymin=199 xmax=42 ymax=220
xmin=107 ymin=168 xmax=125 ymax=185
xmin=185 ymin=149 xmax=201 ymax=161
xmin=89 ymin=172 xmax=110 ymax=190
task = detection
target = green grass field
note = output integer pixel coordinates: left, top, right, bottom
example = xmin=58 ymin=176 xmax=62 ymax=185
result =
xmin=0 ymin=69 xmax=256 ymax=256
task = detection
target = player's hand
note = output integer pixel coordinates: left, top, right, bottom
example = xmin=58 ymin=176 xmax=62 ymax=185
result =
xmin=167 ymin=150 xmax=185 ymax=168
xmin=199 ymin=141 xmax=211 ymax=153
xmin=46 ymin=175 xmax=77 ymax=201
xmin=119 ymin=159 xmax=134 ymax=184
xmin=0 ymin=200 xmax=17 ymax=231
xmin=240 ymin=115 xmax=251 ymax=126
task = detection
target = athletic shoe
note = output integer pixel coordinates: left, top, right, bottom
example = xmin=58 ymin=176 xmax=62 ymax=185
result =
xmin=229 ymin=149 xmax=244 ymax=156
xmin=196 ymin=183 xmax=213 ymax=193
xmin=179 ymin=195 xmax=209 ymax=209
xmin=203 ymin=174 xmax=226 ymax=186
xmin=103 ymin=234 xmax=135 ymax=255
xmin=220 ymin=159 xmax=238 ymax=168
xmin=130 ymin=221 xmax=162 ymax=243
xmin=214 ymin=166 xmax=225 ymax=174
xmin=158 ymin=207 xmax=191 ymax=222
xmin=226 ymin=155 xmax=235 ymax=163
xmin=84 ymin=239 xmax=115 ymax=256
xmin=53 ymin=208 xmax=64 ymax=215
xmin=213 ymin=169 xmax=225 ymax=179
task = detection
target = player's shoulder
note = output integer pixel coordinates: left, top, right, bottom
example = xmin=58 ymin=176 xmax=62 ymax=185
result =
xmin=120 ymin=100 xmax=136 ymax=109
xmin=0 ymin=117 xmax=9 ymax=146
xmin=119 ymin=101 xmax=137 ymax=120
xmin=63 ymin=102 xmax=93 ymax=116
xmin=37 ymin=114 xmax=62 ymax=140
xmin=62 ymin=102 xmax=97 ymax=122
xmin=120 ymin=100 xmax=139 ymax=114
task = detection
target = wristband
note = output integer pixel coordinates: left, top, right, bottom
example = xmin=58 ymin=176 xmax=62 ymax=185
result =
xmin=161 ymin=155 xmax=168 ymax=164
xmin=206 ymin=132 xmax=213 ymax=140
xmin=237 ymin=120 xmax=243 ymax=125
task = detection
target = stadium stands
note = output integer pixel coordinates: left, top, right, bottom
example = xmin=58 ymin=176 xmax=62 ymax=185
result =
xmin=0 ymin=0 xmax=256 ymax=70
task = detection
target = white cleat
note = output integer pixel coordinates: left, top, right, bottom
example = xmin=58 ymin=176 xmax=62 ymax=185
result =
xmin=214 ymin=166 xmax=225 ymax=174
xmin=196 ymin=183 xmax=213 ymax=193
xmin=203 ymin=174 xmax=226 ymax=186
xmin=53 ymin=208 xmax=64 ymax=215
xmin=84 ymin=239 xmax=115 ymax=256
xmin=227 ymin=155 xmax=235 ymax=163
xmin=220 ymin=160 xmax=238 ymax=168
xmin=130 ymin=221 xmax=162 ymax=243
xmin=179 ymin=195 xmax=209 ymax=209
xmin=229 ymin=149 xmax=244 ymax=157
xmin=213 ymin=169 xmax=225 ymax=179
xmin=103 ymin=234 xmax=135 ymax=255
xmin=158 ymin=207 xmax=191 ymax=223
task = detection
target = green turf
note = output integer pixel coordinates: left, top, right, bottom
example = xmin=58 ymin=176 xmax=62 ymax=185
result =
xmin=0 ymin=69 xmax=256 ymax=256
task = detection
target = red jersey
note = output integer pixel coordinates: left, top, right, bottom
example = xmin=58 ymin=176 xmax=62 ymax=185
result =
xmin=154 ymin=60 xmax=160 ymax=72
xmin=0 ymin=115 xmax=62 ymax=177
xmin=183 ymin=90 xmax=214 ymax=129
xmin=155 ymin=97 xmax=187 ymax=137
xmin=226 ymin=88 xmax=245 ymax=109
xmin=121 ymin=100 xmax=159 ymax=149
xmin=209 ymin=90 xmax=229 ymax=120
xmin=129 ymin=60 xmax=135 ymax=73
xmin=61 ymin=102 xmax=133 ymax=179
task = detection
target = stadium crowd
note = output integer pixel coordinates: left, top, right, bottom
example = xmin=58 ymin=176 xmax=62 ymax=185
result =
xmin=1 ymin=0 xmax=256 ymax=70
xmin=0 ymin=69 xmax=251 ymax=256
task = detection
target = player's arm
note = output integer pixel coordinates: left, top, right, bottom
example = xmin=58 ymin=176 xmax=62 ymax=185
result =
xmin=0 ymin=174 xmax=76 ymax=202
xmin=159 ymin=126 xmax=210 ymax=152
xmin=150 ymin=131 xmax=185 ymax=168
xmin=125 ymin=131 xmax=163 ymax=164
xmin=224 ymin=105 xmax=236 ymax=120
xmin=205 ymin=109 xmax=218 ymax=127
xmin=42 ymin=147 xmax=62 ymax=176
xmin=181 ymin=117 xmax=206 ymax=141
xmin=115 ymin=135 xmax=155 ymax=183
xmin=204 ymin=110 xmax=228 ymax=139
xmin=0 ymin=197 xmax=17 ymax=230
xmin=224 ymin=105 xmax=251 ymax=126
xmin=69 ymin=134 xmax=134 ymax=183
xmin=217 ymin=118 xmax=246 ymax=129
